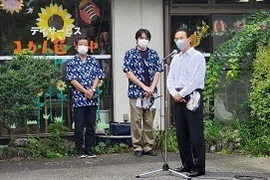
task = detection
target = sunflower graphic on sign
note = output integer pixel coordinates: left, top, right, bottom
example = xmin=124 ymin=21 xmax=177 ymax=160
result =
xmin=36 ymin=4 xmax=75 ymax=42
xmin=0 ymin=0 xmax=24 ymax=14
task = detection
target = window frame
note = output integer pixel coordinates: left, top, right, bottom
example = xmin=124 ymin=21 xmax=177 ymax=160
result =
xmin=214 ymin=0 xmax=252 ymax=6
xmin=170 ymin=0 xmax=261 ymax=7
xmin=170 ymin=0 xmax=210 ymax=7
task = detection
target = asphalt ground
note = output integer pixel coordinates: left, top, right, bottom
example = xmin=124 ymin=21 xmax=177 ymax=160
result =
xmin=0 ymin=152 xmax=269 ymax=180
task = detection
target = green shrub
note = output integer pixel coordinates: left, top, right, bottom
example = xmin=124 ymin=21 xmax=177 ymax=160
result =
xmin=234 ymin=44 xmax=270 ymax=156
xmin=48 ymin=117 xmax=69 ymax=142
xmin=236 ymin=119 xmax=270 ymax=156
xmin=204 ymin=10 xmax=270 ymax=157
xmin=204 ymin=10 xmax=270 ymax=110
xmin=26 ymin=117 xmax=73 ymax=159
xmin=204 ymin=119 xmax=222 ymax=146
xmin=249 ymin=44 xmax=270 ymax=131
xmin=94 ymin=142 xmax=131 ymax=155
xmin=243 ymin=135 xmax=270 ymax=156
xmin=0 ymin=50 xmax=61 ymax=144
xmin=155 ymin=126 xmax=178 ymax=152
xmin=0 ymin=146 xmax=6 ymax=155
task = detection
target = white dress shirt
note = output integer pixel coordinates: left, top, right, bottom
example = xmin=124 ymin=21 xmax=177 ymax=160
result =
xmin=166 ymin=47 xmax=206 ymax=98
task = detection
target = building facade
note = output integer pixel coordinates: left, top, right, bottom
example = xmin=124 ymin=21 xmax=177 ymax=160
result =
xmin=112 ymin=0 xmax=270 ymax=129
xmin=0 ymin=0 xmax=269 ymax=136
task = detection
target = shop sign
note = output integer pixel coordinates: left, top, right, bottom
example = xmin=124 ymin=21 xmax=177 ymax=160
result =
xmin=13 ymin=39 xmax=98 ymax=55
xmin=13 ymin=26 xmax=98 ymax=55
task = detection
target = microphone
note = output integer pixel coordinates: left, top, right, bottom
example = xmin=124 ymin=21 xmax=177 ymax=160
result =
xmin=162 ymin=49 xmax=178 ymax=61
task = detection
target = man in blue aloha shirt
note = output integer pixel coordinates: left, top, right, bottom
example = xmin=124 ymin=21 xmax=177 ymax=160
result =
xmin=66 ymin=36 xmax=104 ymax=158
xmin=123 ymin=29 xmax=163 ymax=157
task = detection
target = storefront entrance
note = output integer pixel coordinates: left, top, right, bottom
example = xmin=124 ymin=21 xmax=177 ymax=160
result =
xmin=164 ymin=0 xmax=270 ymax=123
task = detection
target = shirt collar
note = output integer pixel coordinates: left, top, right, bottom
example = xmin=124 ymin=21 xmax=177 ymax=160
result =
xmin=75 ymin=54 xmax=90 ymax=62
xmin=135 ymin=46 xmax=149 ymax=53
xmin=180 ymin=47 xmax=195 ymax=57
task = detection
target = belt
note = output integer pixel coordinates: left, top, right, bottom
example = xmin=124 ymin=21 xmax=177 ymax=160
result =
xmin=175 ymin=88 xmax=183 ymax=92
xmin=175 ymin=88 xmax=203 ymax=93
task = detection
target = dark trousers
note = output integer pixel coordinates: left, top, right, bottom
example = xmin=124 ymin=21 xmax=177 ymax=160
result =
xmin=73 ymin=106 xmax=97 ymax=152
xmin=173 ymin=93 xmax=205 ymax=173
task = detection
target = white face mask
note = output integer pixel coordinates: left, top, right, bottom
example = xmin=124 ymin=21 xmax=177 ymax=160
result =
xmin=175 ymin=39 xmax=187 ymax=51
xmin=77 ymin=45 xmax=88 ymax=55
xmin=138 ymin=39 xmax=149 ymax=49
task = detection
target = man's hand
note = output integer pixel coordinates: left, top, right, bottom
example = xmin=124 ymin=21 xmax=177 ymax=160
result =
xmin=144 ymin=92 xmax=151 ymax=98
xmin=85 ymin=89 xmax=94 ymax=99
xmin=173 ymin=93 xmax=186 ymax=103
xmin=143 ymin=86 xmax=153 ymax=95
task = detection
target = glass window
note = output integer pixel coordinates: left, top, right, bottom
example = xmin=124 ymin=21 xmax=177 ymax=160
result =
xmin=171 ymin=0 xmax=208 ymax=4
xmin=171 ymin=15 xmax=210 ymax=53
xmin=0 ymin=0 xmax=112 ymax=135
xmin=0 ymin=0 xmax=110 ymax=56
xmin=255 ymin=0 xmax=270 ymax=4
xmin=215 ymin=0 xmax=251 ymax=4
xmin=212 ymin=14 xmax=244 ymax=50
xmin=211 ymin=14 xmax=250 ymax=119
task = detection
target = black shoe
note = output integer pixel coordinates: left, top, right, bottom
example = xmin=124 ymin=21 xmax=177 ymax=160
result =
xmin=77 ymin=151 xmax=86 ymax=158
xmin=143 ymin=150 xmax=157 ymax=156
xmin=85 ymin=151 xmax=97 ymax=158
xmin=134 ymin=151 xmax=143 ymax=157
xmin=186 ymin=171 xmax=205 ymax=177
xmin=174 ymin=166 xmax=191 ymax=172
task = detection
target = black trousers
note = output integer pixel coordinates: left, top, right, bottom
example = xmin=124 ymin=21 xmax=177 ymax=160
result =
xmin=173 ymin=93 xmax=205 ymax=173
xmin=73 ymin=106 xmax=97 ymax=152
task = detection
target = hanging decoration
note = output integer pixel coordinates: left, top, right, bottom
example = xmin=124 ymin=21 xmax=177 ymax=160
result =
xmin=233 ymin=20 xmax=246 ymax=31
xmin=213 ymin=20 xmax=228 ymax=35
xmin=79 ymin=0 xmax=101 ymax=25
xmin=36 ymin=4 xmax=75 ymax=42
xmin=0 ymin=0 xmax=24 ymax=14
xmin=24 ymin=7 xmax=34 ymax=14
xmin=190 ymin=21 xmax=209 ymax=47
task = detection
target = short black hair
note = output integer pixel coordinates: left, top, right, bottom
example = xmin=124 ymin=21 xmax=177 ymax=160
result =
xmin=175 ymin=27 xmax=193 ymax=38
xmin=135 ymin=29 xmax=151 ymax=41
xmin=74 ymin=36 xmax=90 ymax=45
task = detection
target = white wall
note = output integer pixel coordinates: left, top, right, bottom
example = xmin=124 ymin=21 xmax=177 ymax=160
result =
xmin=111 ymin=0 xmax=164 ymax=129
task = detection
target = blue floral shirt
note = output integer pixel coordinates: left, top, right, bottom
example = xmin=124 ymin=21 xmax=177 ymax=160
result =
xmin=66 ymin=54 xmax=104 ymax=107
xmin=123 ymin=47 xmax=163 ymax=99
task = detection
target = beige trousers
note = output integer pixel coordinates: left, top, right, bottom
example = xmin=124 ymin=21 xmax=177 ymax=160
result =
xmin=129 ymin=98 xmax=156 ymax=152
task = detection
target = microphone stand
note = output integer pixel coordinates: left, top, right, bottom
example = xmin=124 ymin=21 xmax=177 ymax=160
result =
xmin=136 ymin=54 xmax=190 ymax=180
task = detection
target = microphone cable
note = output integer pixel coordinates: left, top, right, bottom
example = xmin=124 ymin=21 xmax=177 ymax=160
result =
xmin=156 ymin=130 xmax=170 ymax=165
xmin=155 ymin=132 xmax=268 ymax=180
xmin=234 ymin=175 xmax=267 ymax=180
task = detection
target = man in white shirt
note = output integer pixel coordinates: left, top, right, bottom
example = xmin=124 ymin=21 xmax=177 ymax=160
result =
xmin=166 ymin=28 xmax=206 ymax=177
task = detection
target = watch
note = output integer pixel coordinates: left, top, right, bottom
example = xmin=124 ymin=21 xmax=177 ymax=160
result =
xmin=91 ymin=88 xmax=96 ymax=92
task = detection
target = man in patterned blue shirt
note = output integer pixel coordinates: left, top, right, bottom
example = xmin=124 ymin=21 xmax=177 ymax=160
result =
xmin=123 ymin=29 xmax=163 ymax=157
xmin=66 ymin=37 xmax=104 ymax=158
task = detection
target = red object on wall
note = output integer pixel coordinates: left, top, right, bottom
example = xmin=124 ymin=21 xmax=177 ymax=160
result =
xmin=79 ymin=1 xmax=100 ymax=25
xmin=213 ymin=20 xmax=228 ymax=35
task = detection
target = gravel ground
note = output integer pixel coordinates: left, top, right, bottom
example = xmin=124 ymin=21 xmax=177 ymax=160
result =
xmin=0 ymin=152 xmax=269 ymax=180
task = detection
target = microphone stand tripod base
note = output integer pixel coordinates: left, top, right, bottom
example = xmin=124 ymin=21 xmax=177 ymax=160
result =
xmin=135 ymin=163 xmax=191 ymax=179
